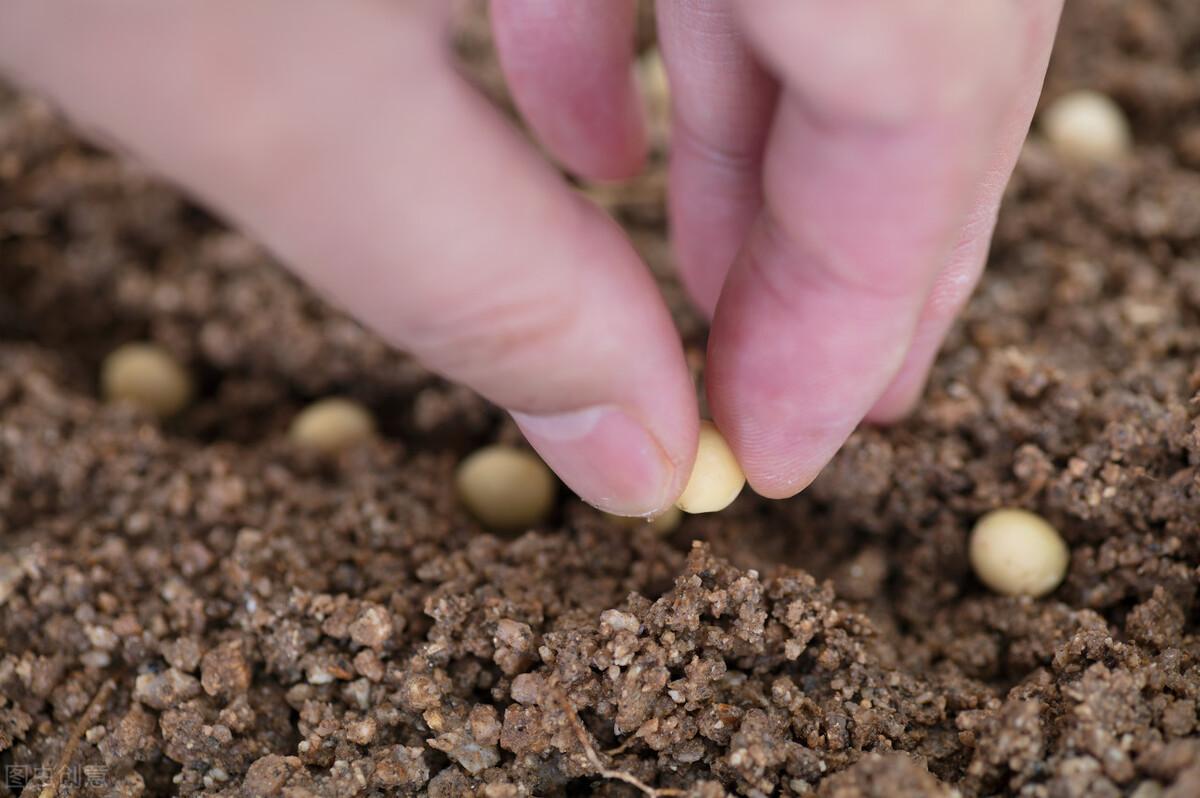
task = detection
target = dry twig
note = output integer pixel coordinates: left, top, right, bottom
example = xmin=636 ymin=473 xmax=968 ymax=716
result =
xmin=39 ymin=679 xmax=115 ymax=798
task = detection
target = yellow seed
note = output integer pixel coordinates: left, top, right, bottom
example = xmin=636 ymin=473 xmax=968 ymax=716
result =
xmin=289 ymin=398 xmax=376 ymax=453
xmin=101 ymin=342 xmax=192 ymax=417
xmin=676 ymin=421 xmax=745 ymax=514
xmin=456 ymin=445 xmax=556 ymax=532
xmin=637 ymin=48 xmax=668 ymax=107
xmin=969 ymin=508 xmax=1069 ymax=598
xmin=636 ymin=48 xmax=670 ymax=146
xmin=1041 ymin=89 xmax=1131 ymax=163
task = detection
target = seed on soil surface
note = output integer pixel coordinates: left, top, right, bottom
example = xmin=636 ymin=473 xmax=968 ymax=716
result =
xmin=455 ymin=445 xmax=556 ymax=532
xmin=101 ymin=342 xmax=192 ymax=417
xmin=289 ymin=397 xmax=376 ymax=453
xmin=676 ymin=421 xmax=745 ymax=514
xmin=1041 ymin=89 xmax=1131 ymax=162
xmin=969 ymin=508 xmax=1069 ymax=598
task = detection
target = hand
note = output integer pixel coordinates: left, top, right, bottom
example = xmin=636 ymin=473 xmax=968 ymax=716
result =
xmin=0 ymin=1 xmax=1062 ymax=515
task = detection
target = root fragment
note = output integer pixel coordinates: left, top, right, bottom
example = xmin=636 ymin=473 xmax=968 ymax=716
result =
xmin=546 ymin=677 xmax=684 ymax=797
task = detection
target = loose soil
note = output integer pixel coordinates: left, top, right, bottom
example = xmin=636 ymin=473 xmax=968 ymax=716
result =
xmin=3 ymin=1 xmax=1200 ymax=796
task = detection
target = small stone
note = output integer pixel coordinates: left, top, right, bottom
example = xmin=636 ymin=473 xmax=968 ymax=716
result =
xmin=469 ymin=705 xmax=502 ymax=747
xmin=397 ymin=673 xmax=442 ymax=711
xmin=162 ymin=637 xmax=204 ymax=673
xmin=306 ymin=663 xmax=335 ymax=685
xmin=344 ymin=678 xmax=373 ymax=711
xmin=85 ymin=625 xmax=119 ymax=651
xmin=428 ymin=728 xmax=501 ymax=775
xmin=600 ymin=609 xmax=641 ymax=634
xmin=510 ymin=673 xmax=542 ymax=706
xmin=348 ymin=604 xmax=394 ymax=651
xmin=243 ymin=755 xmax=298 ymax=798
xmin=374 ymin=745 xmax=430 ymax=789
xmin=346 ymin=717 xmax=378 ymax=745
xmin=134 ymin=667 xmax=202 ymax=710
xmin=300 ymin=650 xmax=354 ymax=685
xmin=353 ymin=649 xmax=385 ymax=683
xmin=492 ymin=619 xmax=535 ymax=675
xmin=483 ymin=785 xmax=520 ymax=798
xmin=200 ymin=640 xmax=252 ymax=699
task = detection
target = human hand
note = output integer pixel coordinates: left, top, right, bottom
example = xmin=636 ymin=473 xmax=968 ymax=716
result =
xmin=0 ymin=0 xmax=1062 ymax=516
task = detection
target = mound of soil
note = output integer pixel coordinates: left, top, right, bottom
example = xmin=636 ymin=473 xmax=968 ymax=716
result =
xmin=2 ymin=1 xmax=1199 ymax=795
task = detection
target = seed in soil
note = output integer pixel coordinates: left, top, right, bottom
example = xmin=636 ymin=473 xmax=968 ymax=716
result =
xmin=289 ymin=397 xmax=376 ymax=453
xmin=456 ymin=444 xmax=556 ymax=532
xmin=1040 ymin=89 xmax=1131 ymax=162
xmin=676 ymin=420 xmax=744 ymax=514
xmin=101 ymin=342 xmax=193 ymax=417
xmin=968 ymin=508 xmax=1069 ymax=598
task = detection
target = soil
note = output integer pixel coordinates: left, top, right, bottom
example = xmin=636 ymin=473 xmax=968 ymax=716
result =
xmin=3 ymin=1 xmax=1200 ymax=796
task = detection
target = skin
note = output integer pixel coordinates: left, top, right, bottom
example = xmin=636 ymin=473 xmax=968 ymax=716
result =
xmin=0 ymin=0 xmax=1065 ymax=515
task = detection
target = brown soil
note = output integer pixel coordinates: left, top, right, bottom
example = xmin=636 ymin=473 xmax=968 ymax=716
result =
xmin=3 ymin=1 xmax=1200 ymax=796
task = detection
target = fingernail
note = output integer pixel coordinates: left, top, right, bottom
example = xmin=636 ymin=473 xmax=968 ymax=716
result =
xmin=512 ymin=405 xmax=675 ymax=517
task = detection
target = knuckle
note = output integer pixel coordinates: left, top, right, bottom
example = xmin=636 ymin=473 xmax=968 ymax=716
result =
xmin=403 ymin=286 xmax=580 ymax=384
xmin=753 ymin=211 xmax=920 ymax=304
xmin=738 ymin=1 xmax=1021 ymax=125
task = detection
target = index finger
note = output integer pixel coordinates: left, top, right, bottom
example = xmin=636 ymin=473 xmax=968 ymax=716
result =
xmin=708 ymin=1 xmax=1060 ymax=498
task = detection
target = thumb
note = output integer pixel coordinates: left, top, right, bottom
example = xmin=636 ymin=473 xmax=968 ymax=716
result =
xmin=0 ymin=0 xmax=699 ymax=515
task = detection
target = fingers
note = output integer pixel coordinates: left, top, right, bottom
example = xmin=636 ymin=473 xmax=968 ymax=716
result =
xmin=867 ymin=0 xmax=1064 ymax=422
xmin=0 ymin=0 xmax=698 ymax=516
xmin=864 ymin=230 xmax=992 ymax=424
xmin=708 ymin=1 xmax=1046 ymax=498
xmin=655 ymin=0 xmax=777 ymax=315
xmin=489 ymin=0 xmax=646 ymax=181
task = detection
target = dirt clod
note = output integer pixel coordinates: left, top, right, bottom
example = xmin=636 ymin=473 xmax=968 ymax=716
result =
xmin=2 ymin=1 xmax=1200 ymax=796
